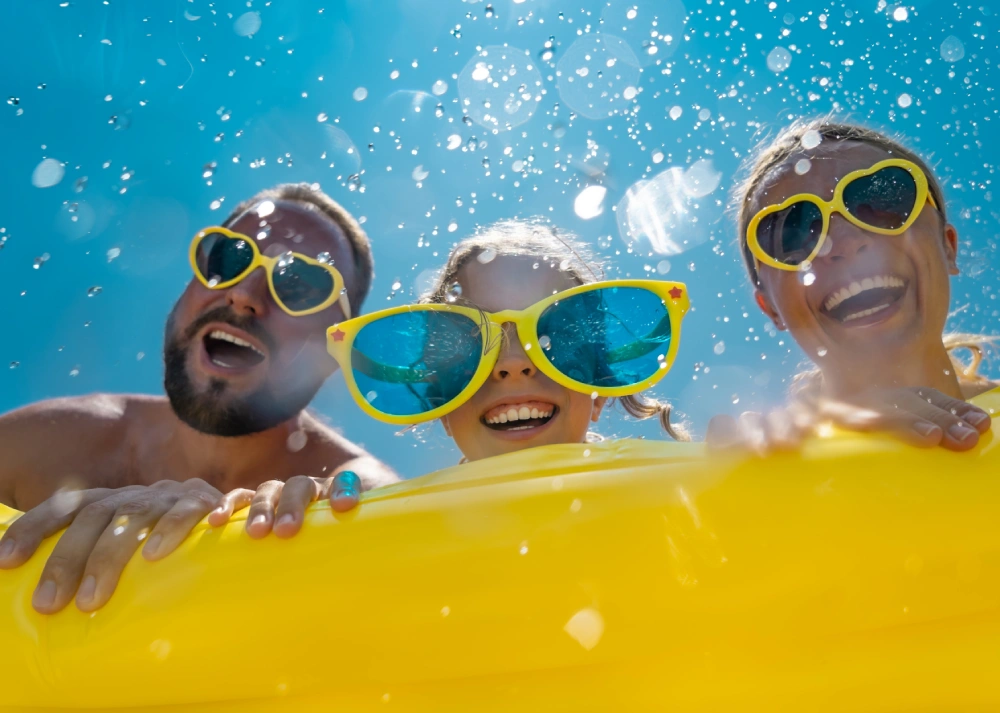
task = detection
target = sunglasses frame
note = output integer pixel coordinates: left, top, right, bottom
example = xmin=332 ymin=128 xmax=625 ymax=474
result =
xmin=189 ymin=226 xmax=351 ymax=318
xmin=326 ymin=280 xmax=690 ymax=425
xmin=746 ymin=158 xmax=938 ymax=272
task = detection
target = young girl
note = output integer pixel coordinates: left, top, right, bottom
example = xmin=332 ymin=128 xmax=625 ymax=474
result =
xmin=713 ymin=117 xmax=996 ymax=451
xmin=333 ymin=218 xmax=690 ymax=463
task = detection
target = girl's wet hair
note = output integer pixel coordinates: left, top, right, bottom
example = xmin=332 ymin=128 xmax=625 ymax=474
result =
xmin=736 ymin=116 xmax=994 ymax=392
xmin=732 ymin=116 xmax=947 ymax=288
xmin=422 ymin=218 xmax=690 ymax=441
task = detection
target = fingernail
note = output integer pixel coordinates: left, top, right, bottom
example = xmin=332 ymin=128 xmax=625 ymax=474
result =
xmin=338 ymin=471 xmax=361 ymax=489
xmin=144 ymin=534 xmax=162 ymax=556
xmin=949 ymin=422 xmax=977 ymax=441
xmin=914 ymin=421 xmax=939 ymax=437
xmin=77 ymin=575 xmax=96 ymax=604
xmin=251 ymin=514 xmax=267 ymax=527
xmin=965 ymin=411 xmax=990 ymax=427
xmin=33 ymin=580 xmax=56 ymax=609
xmin=277 ymin=513 xmax=295 ymax=528
xmin=0 ymin=539 xmax=15 ymax=562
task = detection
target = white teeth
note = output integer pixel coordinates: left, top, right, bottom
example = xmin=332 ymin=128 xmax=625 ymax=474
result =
xmin=208 ymin=329 xmax=263 ymax=355
xmin=485 ymin=405 xmax=554 ymax=425
xmin=823 ymin=275 xmax=905 ymax=312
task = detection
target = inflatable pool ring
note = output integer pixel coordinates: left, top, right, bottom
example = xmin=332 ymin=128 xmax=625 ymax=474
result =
xmin=2 ymin=390 xmax=1000 ymax=711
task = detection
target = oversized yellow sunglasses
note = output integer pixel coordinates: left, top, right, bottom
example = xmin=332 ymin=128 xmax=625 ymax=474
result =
xmin=326 ymin=280 xmax=689 ymax=425
xmin=746 ymin=158 xmax=939 ymax=272
xmin=189 ymin=226 xmax=351 ymax=318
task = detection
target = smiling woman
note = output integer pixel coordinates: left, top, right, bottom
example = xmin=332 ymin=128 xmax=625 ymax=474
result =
xmin=734 ymin=118 xmax=996 ymax=406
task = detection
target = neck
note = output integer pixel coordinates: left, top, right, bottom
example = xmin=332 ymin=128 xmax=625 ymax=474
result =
xmin=820 ymin=340 xmax=963 ymax=401
xmin=163 ymin=410 xmax=318 ymax=492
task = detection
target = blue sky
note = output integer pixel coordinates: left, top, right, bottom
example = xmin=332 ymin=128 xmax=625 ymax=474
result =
xmin=0 ymin=0 xmax=996 ymax=477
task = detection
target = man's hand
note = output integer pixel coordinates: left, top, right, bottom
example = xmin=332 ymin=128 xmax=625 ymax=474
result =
xmin=0 ymin=479 xmax=241 ymax=614
xmin=210 ymin=471 xmax=362 ymax=539
xmin=707 ymin=387 xmax=992 ymax=455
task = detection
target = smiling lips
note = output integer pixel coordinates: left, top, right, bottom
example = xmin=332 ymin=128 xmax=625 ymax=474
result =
xmin=820 ymin=273 xmax=908 ymax=324
xmin=482 ymin=400 xmax=556 ymax=432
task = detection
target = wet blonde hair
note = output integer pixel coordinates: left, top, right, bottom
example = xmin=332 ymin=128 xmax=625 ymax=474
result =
xmin=735 ymin=116 xmax=994 ymax=392
xmin=422 ymin=218 xmax=690 ymax=441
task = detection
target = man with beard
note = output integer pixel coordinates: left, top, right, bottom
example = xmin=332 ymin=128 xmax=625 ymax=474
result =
xmin=0 ymin=183 xmax=398 ymax=614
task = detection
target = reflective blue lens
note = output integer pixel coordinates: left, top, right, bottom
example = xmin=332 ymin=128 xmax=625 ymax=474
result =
xmin=350 ymin=310 xmax=484 ymax=417
xmin=196 ymin=232 xmax=254 ymax=283
xmin=535 ymin=286 xmax=672 ymax=389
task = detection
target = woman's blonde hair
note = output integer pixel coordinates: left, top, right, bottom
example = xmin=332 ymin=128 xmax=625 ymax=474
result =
xmin=422 ymin=218 xmax=690 ymax=441
xmin=735 ymin=116 xmax=994 ymax=392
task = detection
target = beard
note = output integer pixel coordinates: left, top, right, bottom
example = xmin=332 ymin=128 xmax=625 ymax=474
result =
xmin=163 ymin=303 xmax=324 ymax=437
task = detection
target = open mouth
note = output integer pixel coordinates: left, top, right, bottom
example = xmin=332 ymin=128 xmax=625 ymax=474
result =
xmin=202 ymin=329 xmax=266 ymax=369
xmin=481 ymin=401 xmax=557 ymax=432
xmin=821 ymin=274 xmax=908 ymax=324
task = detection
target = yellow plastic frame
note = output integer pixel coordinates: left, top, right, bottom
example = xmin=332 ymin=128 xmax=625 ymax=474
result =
xmin=326 ymin=279 xmax=689 ymax=425
xmin=746 ymin=158 xmax=938 ymax=272
xmin=189 ymin=226 xmax=352 ymax=318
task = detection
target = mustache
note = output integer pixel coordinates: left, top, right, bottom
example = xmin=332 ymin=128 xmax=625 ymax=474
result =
xmin=182 ymin=306 xmax=278 ymax=354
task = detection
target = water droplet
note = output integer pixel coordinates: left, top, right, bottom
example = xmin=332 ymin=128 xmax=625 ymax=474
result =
xmin=485 ymin=4 xmax=494 ymax=17
xmin=9 ymin=361 xmax=19 ymax=369
xmin=366 ymin=390 xmax=378 ymax=402
xmin=412 ymin=165 xmax=429 ymax=181
xmin=69 ymin=367 xmax=80 ymax=377
xmin=447 ymin=221 xmax=458 ymax=233
xmin=87 ymin=286 xmax=102 ymax=297
xmin=574 ymin=185 xmax=607 ymax=220
xmin=446 ymin=134 xmax=462 ymax=150
xmin=256 ymin=200 xmax=275 ymax=218
xmin=801 ymin=271 xmax=816 ymax=286
xmin=766 ymin=46 xmax=792 ymax=73
xmin=317 ymin=112 xmax=328 ymax=122
xmin=897 ymin=93 xmax=912 ymax=108
xmin=591 ymin=391 xmax=598 ymax=400
xmin=731 ymin=394 xmax=740 ymax=405
xmin=669 ymin=105 xmax=682 ymax=120
xmin=209 ymin=199 xmax=222 ymax=210
xmin=446 ymin=282 xmax=463 ymax=302
xmin=713 ymin=341 xmax=725 ymax=355
xmin=940 ymin=35 xmax=965 ymax=62
xmin=7 ymin=97 xmax=19 ymax=106
xmin=817 ymin=347 xmax=828 ymax=357
xmin=892 ymin=6 xmax=908 ymax=21
xmin=286 ymin=430 xmax=308 ymax=452
xmin=32 ymin=253 xmax=50 ymax=269
xmin=106 ymin=247 xmax=121 ymax=262
xmin=794 ymin=158 xmax=812 ymax=175
xmin=73 ymin=176 xmax=88 ymax=193
xmin=651 ymin=149 xmax=664 ymax=164
xmin=431 ymin=79 xmax=448 ymax=96
xmin=482 ymin=157 xmax=490 ymax=169
xmin=477 ymin=247 xmax=497 ymax=264
xmin=202 ymin=161 xmax=217 ymax=179
xmin=31 ymin=158 xmax=64 ymax=188
xmin=519 ymin=542 xmax=529 ymax=555
xmin=353 ymin=87 xmax=368 ymax=101
xmin=233 ymin=11 xmax=261 ymax=36
xmin=256 ymin=225 xmax=271 ymax=241
xmin=656 ymin=260 xmax=671 ymax=274
xmin=539 ymin=334 xmax=552 ymax=350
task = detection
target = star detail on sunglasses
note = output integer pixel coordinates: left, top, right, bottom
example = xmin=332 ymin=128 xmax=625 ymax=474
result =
xmin=668 ymin=287 xmax=684 ymax=299
xmin=330 ymin=328 xmax=346 ymax=342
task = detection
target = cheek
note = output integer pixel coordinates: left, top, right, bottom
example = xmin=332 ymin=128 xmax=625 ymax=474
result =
xmin=563 ymin=393 xmax=596 ymax=435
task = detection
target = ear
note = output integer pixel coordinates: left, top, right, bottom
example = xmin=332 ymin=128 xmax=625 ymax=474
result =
xmin=754 ymin=289 xmax=786 ymax=331
xmin=440 ymin=415 xmax=453 ymax=437
xmin=590 ymin=396 xmax=608 ymax=423
xmin=943 ymin=223 xmax=960 ymax=276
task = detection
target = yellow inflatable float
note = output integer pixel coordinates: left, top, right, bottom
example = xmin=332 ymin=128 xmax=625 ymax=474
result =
xmin=2 ymin=392 xmax=1000 ymax=712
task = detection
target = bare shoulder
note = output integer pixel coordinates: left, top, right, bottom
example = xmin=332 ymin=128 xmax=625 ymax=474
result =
xmin=0 ymin=393 xmax=164 ymax=508
xmin=300 ymin=412 xmax=401 ymax=489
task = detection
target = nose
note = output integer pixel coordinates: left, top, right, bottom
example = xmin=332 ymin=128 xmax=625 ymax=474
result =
xmin=225 ymin=266 xmax=269 ymax=316
xmin=490 ymin=325 xmax=537 ymax=381
xmin=817 ymin=212 xmax=872 ymax=264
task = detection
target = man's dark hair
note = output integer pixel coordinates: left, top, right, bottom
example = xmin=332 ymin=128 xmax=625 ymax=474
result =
xmin=222 ymin=183 xmax=374 ymax=315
